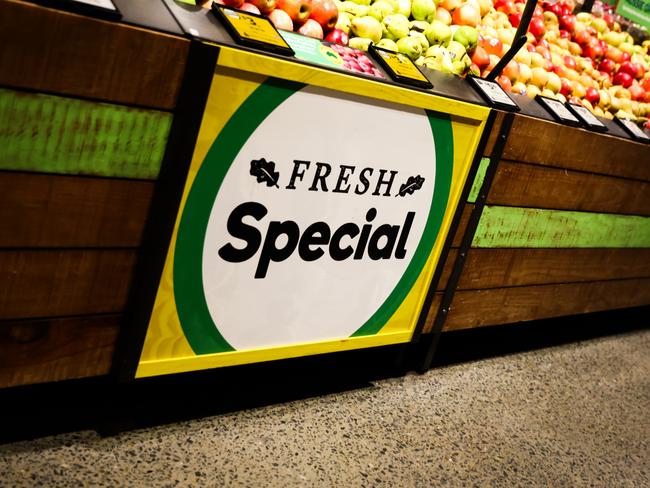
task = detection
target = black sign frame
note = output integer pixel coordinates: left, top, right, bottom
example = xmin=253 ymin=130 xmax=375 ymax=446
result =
xmin=565 ymin=103 xmax=608 ymax=133
xmin=211 ymin=4 xmax=295 ymax=57
xmin=466 ymin=75 xmax=519 ymax=112
xmin=535 ymin=95 xmax=581 ymax=127
xmin=368 ymin=45 xmax=433 ymax=90
xmin=614 ymin=117 xmax=650 ymax=143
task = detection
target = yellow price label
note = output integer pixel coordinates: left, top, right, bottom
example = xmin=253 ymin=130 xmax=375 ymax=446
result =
xmin=223 ymin=8 xmax=289 ymax=48
xmin=379 ymin=51 xmax=428 ymax=83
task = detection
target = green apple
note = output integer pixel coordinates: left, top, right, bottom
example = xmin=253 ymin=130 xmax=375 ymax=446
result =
xmin=424 ymin=19 xmax=452 ymax=46
xmin=349 ymin=37 xmax=374 ymax=50
xmin=410 ymin=30 xmax=429 ymax=51
xmin=376 ymin=38 xmax=399 ymax=52
xmin=411 ymin=0 xmax=436 ymax=22
xmin=336 ymin=12 xmax=352 ymax=34
xmin=397 ymin=36 xmax=423 ymax=60
xmin=452 ymin=25 xmax=478 ymax=51
xmin=351 ymin=16 xmax=383 ymax=43
xmin=446 ymin=40 xmax=467 ymax=62
xmin=368 ymin=0 xmax=395 ymax=21
xmin=410 ymin=20 xmax=430 ymax=32
xmin=423 ymin=45 xmax=454 ymax=73
xmin=382 ymin=14 xmax=410 ymax=40
xmin=397 ymin=0 xmax=412 ymax=17
xmin=348 ymin=0 xmax=371 ymax=5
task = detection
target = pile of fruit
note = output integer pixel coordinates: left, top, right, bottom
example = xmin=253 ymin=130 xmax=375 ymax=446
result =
xmin=214 ymin=0 xmax=650 ymax=126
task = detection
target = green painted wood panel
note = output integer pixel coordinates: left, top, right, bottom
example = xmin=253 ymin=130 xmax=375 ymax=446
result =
xmin=0 ymin=88 xmax=171 ymax=179
xmin=467 ymin=157 xmax=490 ymax=204
xmin=473 ymin=206 xmax=650 ymax=248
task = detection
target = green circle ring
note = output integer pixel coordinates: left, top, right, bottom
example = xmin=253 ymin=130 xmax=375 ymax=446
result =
xmin=173 ymin=78 xmax=454 ymax=355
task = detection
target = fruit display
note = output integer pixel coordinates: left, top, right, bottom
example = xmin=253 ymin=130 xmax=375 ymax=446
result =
xmin=329 ymin=0 xmax=650 ymax=123
xmin=210 ymin=0 xmax=650 ymax=127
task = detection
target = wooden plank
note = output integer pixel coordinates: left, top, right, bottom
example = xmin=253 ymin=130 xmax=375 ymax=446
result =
xmin=436 ymin=249 xmax=457 ymax=291
xmin=452 ymin=204 xmax=474 ymax=248
xmin=0 ymin=172 xmax=154 ymax=248
xmin=0 ymin=314 xmax=119 ymax=388
xmin=0 ymin=0 xmax=189 ymax=109
xmin=503 ymin=114 xmax=650 ymax=181
xmin=473 ymin=206 xmax=650 ymax=248
xmin=422 ymin=278 xmax=650 ymax=333
xmin=483 ymin=111 xmax=505 ymax=158
xmin=458 ymin=248 xmax=650 ymax=290
xmin=467 ymin=157 xmax=490 ymax=204
xmin=0 ymin=88 xmax=171 ymax=178
xmin=0 ymin=250 xmax=136 ymax=320
xmin=488 ymin=161 xmax=650 ymax=216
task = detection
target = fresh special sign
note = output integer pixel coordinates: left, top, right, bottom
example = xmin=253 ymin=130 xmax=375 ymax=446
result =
xmin=134 ymin=65 xmax=483 ymax=378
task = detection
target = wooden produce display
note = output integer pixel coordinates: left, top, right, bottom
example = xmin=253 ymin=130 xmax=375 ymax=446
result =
xmin=424 ymin=112 xmax=650 ymax=335
xmin=0 ymin=0 xmax=189 ymax=388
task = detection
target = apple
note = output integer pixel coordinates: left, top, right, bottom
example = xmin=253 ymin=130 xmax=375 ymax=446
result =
xmin=471 ymin=45 xmax=490 ymax=70
xmin=477 ymin=0 xmax=492 ymax=17
xmin=598 ymin=58 xmax=616 ymax=75
xmin=526 ymin=84 xmax=541 ymax=99
xmin=512 ymin=81 xmax=527 ymax=94
xmin=435 ymin=7 xmax=452 ymax=25
xmin=480 ymin=36 xmax=502 ymax=56
xmin=239 ymin=2 xmax=261 ymax=13
xmin=559 ymin=14 xmax=575 ymax=32
xmin=629 ymin=83 xmax=645 ymax=101
xmin=529 ymin=17 xmax=545 ymax=39
xmin=248 ymin=0 xmax=275 ymax=13
xmin=497 ymin=74 xmax=512 ymax=92
xmin=560 ymin=77 xmax=573 ymax=96
xmin=518 ymin=63 xmax=532 ymax=83
xmin=584 ymin=43 xmax=604 ymax=62
xmin=269 ymin=8 xmax=294 ymax=30
xmin=546 ymin=72 xmax=562 ymax=93
xmin=531 ymin=67 xmax=549 ymax=88
xmin=325 ymin=28 xmax=349 ymax=45
xmin=277 ymin=0 xmax=311 ymax=24
xmin=585 ymin=86 xmax=600 ymax=105
xmin=503 ymin=59 xmax=520 ymax=82
xmin=298 ymin=18 xmax=324 ymax=38
xmin=440 ymin=0 xmax=462 ymax=10
xmin=453 ymin=3 xmax=480 ymax=27
xmin=310 ymin=0 xmax=338 ymax=32
xmin=223 ymin=0 xmax=245 ymax=7
xmin=509 ymin=12 xmax=521 ymax=27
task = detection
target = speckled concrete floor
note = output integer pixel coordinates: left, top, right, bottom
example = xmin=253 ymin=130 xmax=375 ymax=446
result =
xmin=1 ymin=329 xmax=648 ymax=487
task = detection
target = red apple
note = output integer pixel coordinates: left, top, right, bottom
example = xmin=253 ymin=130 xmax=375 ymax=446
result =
xmin=268 ymin=8 xmax=293 ymax=30
xmin=573 ymin=29 xmax=591 ymax=46
xmin=559 ymin=29 xmax=571 ymax=39
xmin=618 ymin=61 xmax=638 ymax=79
xmin=310 ymin=0 xmax=338 ymax=32
xmin=503 ymin=59 xmax=520 ymax=82
xmin=598 ymin=58 xmax=616 ymax=74
xmin=471 ymin=45 xmax=490 ymax=70
xmin=324 ymin=28 xmax=348 ymax=45
xmin=613 ymin=71 xmax=633 ymax=88
xmin=223 ymin=0 xmax=245 ymax=8
xmin=248 ymin=0 xmax=275 ymax=14
xmin=560 ymin=78 xmax=573 ymax=96
xmin=628 ymin=83 xmax=645 ymax=101
xmin=497 ymin=74 xmax=512 ymax=92
xmin=297 ymin=18 xmax=323 ymax=38
xmin=584 ymin=43 xmax=604 ymax=62
xmin=563 ymin=55 xmax=577 ymax=71
xmin=277 ymin=0 xmax=311 ymax=24
xmin=559 ymin=14 xmax=575 ymax=32
xmin=585 ymin=86 xmax=600 ymax=105
xmin=480 ymin=37 xmax=503 ymax=57
xmin=495 ymin=0 xmax=515 ymax=14
xmin=641 ymin=77 xmax=650 ymax=92
xmin=528 ymin=17 xmax=545 ymax=39
xmin=509 ymin=12 xmax=522 ymax=27
xmin=606 ymin=46 xmax=624 ymax=64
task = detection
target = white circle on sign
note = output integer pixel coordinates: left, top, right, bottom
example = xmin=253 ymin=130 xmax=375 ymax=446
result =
xmin=202 ymin=85 xmax=437 ymax=350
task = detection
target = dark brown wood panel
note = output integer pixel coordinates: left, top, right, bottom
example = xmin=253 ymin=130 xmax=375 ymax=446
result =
xmin=488 ymin=161 xmax=650 ymax=216
xmin=0 ymin=314 xmax=119 ymax=388
xmin=0 ymin=250 xmax=136 ymax=320
xmin=452 ymin=204 xmax=474 ymax=248
xmin=503 ymin=114 xmax=650 ymax=181
xmin=491 ymin=160 xmax=650 ymax=214
xmin=0 ymin=172 xmax=154 ymax=248
xmin=0 ymin=0 xmax=189 ymax=109
xmin=483 ymin=111 xmax=506 ymax=158
xmin=458 ymin=248 xmax=650 ymax=290
xmin=422 ymin=278 xmax=650 ymax=332
xmin=436 ymin=249 xmax=457 ymax=291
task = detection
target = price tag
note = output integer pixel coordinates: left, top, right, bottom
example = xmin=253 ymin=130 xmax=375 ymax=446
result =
xmin=369 ymin=45 xmax=432 ymax=89
xmin=536 ymin=95 xmax=580 ymax=126
xmin=566 ymin=103 xmax=607 ymax=132
xmin=615 ymin=117 xmax=650 ymax=143
xmin=211 ymin=4 xmax=294 ymax=56
xmin=467 ymin=76 xmax=519 ymax=111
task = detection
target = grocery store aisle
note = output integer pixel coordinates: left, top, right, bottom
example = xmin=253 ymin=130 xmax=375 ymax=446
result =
xmin=1 ymin=328 xmax=648 ymax=487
